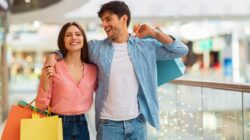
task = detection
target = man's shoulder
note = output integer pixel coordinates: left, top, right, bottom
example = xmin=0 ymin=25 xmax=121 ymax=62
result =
xmin=87 ymin=38 xmax=110 ymax=55
xmin=88 ymin=38 xmax=109 ymax=46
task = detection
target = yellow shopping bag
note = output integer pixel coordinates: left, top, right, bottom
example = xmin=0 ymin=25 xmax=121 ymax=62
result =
xmin=20 ymin=112 xmax=63 ymax=140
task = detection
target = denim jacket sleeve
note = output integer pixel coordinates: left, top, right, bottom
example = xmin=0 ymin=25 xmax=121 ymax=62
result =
xmin=87 ymin=40 xmax=96 ymax=63
xmin=52 ymin=50 xmax=64 ymax=59
xmin=153 ymin=38 xmax=189 ymax=61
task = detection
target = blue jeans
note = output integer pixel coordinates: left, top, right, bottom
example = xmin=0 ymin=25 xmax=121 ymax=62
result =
xmin=53 ymin=113 xmax=90 ymax=140
xmin=97 ymin=114 xmax=147 ymax=140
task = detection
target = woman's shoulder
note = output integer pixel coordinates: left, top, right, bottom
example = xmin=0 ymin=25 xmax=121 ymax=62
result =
xmin=84 ymin=63 xmax=97 ymax=74
xmin=54 ymin=60 xmax=64 ymax=68
xmin=84 ymin=62 xmax=97 ymax=68
xmin=53 ymin=60 xmax=66 ymax=73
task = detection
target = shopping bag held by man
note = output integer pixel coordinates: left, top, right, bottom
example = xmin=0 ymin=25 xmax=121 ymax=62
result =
xmin=157 ymin=58 xmax=185 ymax=86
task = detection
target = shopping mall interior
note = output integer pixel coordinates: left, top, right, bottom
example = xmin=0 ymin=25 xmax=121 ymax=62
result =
xmin=1 ymin=0 xmax=250 ymax=139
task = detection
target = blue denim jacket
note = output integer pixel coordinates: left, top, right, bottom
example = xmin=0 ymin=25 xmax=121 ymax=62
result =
xmin=88 ymin=35 xmax=188 ymax=129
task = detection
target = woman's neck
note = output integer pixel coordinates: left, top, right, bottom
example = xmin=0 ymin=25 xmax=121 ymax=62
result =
xmin=64 ymin=51 xmax=82 ymax=66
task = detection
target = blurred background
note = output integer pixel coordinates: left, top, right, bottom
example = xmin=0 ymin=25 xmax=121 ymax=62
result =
xmin=1 ymin=0 xmax=250 ymax=139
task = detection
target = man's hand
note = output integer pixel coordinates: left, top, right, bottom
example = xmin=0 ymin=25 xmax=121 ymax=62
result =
xmin=133 ymin=24 xmax=156 ymax=39
xmin=41 ymin=53 xmax=59 ymax=92
xmin=133 ymin=24 xmax=174 ymax=44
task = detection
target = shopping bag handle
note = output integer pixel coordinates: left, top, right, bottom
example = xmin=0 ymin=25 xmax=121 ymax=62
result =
xmin=32 ymin=106 xmax=51 ymax=117
xmin=25 ymin=98 xmax=36 ymax=109
xmin=24 ymin=98 xmax=51 ymax=116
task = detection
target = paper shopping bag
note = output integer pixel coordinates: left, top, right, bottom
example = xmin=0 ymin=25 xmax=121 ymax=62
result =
xmin=1 ymin=105 xmax=44 ymax=140
xmin=20 ymin=114 xmax=63 ymax=140
xmin=157 ymin=58 xmax=186 ymax=86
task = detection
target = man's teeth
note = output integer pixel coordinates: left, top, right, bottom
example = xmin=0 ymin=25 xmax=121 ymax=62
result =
xmin=105 ymin=28 xmax=111 ymax=32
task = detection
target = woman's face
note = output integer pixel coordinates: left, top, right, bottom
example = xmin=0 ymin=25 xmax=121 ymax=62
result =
xmin=64 ymin=25 xmax=84 ymax=52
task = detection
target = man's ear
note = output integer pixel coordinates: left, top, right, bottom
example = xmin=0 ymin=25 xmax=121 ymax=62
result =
xmin=121 ymin=15 xmax=128 ymax=25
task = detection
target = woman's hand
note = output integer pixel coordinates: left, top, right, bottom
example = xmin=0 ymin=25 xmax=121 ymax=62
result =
xmin=42 ymin=65 xmax=55 ymax=92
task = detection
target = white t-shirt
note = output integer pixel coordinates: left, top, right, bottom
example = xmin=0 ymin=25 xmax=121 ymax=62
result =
xmin=100 ymin=42 xmax=140 ymax=120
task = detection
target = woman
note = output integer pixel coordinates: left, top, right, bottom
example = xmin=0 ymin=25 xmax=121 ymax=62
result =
xmin=36 ymin=22 xmax=97 ymax=140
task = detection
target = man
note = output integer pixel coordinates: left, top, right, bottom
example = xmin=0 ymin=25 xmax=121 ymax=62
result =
xmin=46 ymin=1 xmax=188 ymax=139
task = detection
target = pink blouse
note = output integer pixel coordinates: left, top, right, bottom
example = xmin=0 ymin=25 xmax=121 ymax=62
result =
xmin=36 ymin=60 xmax=97 ymax=115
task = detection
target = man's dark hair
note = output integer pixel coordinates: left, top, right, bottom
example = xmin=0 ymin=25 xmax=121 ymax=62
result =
xmin=98 ymin=1 xmax=131 ymax=27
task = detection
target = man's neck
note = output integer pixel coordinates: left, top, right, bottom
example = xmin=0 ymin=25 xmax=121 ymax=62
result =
xmin=112 ymin=31 xmax=129 ymax=43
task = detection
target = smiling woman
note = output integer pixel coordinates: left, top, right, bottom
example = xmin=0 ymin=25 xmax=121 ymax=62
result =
xmin=35 ymin=22 xmax=97 ymax=140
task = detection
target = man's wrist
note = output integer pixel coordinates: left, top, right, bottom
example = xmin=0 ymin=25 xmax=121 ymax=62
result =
xmin=151 ymin=29 xmax=159 ymax=38
xmin=50 ymin=50 xmax=63 ymax=60
xmin=168 ymin=35 xmax=176 ymax=41
xmin=154 ymin=30 xmax=175 ymax=44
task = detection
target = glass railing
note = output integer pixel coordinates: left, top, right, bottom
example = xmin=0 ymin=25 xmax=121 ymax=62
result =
xmin=148 ymin=80 xmax=250 ymax=140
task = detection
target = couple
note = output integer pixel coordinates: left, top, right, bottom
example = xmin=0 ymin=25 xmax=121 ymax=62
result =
xmin=36 ymin=1 xmax=188 ymax=140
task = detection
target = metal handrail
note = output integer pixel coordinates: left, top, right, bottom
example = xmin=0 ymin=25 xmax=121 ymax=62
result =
xmin=171 ymin=79 xmax=250 ymax=93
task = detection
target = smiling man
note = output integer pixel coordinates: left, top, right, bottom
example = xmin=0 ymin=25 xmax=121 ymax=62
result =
xmin=89 ymin=1 xmax=188 ymax=139
xmin=45 ymin=1 xmax=188 ymax=140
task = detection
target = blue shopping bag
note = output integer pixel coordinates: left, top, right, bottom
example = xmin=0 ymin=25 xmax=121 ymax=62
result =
xmin=157 ymin=58 xmax=185 ymax=86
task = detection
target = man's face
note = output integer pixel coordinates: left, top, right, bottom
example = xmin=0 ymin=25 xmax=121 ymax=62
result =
xmin=100 ymin=11 xmax=127 ymax=41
